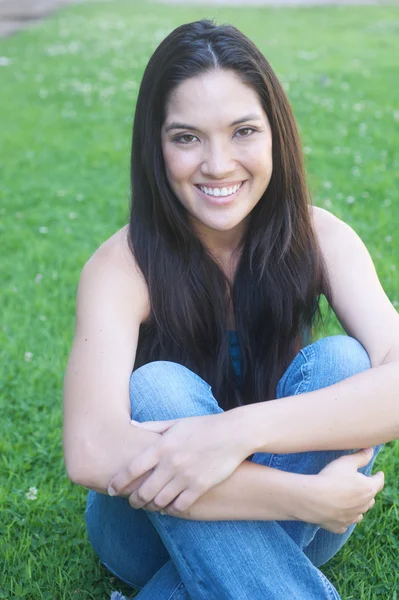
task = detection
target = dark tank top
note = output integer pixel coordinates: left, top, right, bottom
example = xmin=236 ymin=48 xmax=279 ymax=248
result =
xmin=228 ymin=330 xmax=242 ymax=382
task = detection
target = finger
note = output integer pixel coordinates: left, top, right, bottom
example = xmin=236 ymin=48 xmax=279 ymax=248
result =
xmin=355 ymin=513 xmax=364 ymax=524
xmin=110 ymin=468 xmax=154 ymax=498
xmin=335 ymin=525 xmax=348 ymax=535
xmin=131 ymin=419 xmax=176 ymax=433
xmin=365 ymin=498 xmax=375 ymax=511
xmin=345 ymin=448 xmax=374 ymax=470
xmin=171 ymin=488 xmax=201 ymax=513
xmin=128 ymin=469 xmax=173 ymax=509
xmin=371 ymin=471 xmax=385 ymax=493
xmin=141 ymin=501 xmax=157 ymax=512
xmin=108 ymin=448 xmax=159 ymax=496
xmin=151 ymin=479 xmax=187 ymax=511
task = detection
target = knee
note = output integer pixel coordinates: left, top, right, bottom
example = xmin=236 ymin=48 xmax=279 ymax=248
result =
xmin=129 ymin=361 xmax=218 ymax=422
xmin=306 ymin=335 xmax=371 ymax=391
xmin=312 ymin=334 xmax=371 ymax=374
xmin=277 ymin=335 xmax=371 ymax=398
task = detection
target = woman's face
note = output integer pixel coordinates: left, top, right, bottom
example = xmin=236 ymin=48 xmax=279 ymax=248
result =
xmin=161 ymin=69 xmax=273 ymax=252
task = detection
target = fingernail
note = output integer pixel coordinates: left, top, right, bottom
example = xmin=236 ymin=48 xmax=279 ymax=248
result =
xmin=131 ymin=420 xmax=142 ymax=426
xmin=108 ymin=486 xmax=116 ymax=497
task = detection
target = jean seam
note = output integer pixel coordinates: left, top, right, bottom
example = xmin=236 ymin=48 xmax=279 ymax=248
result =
xmin=160 ymin=515 xmax=208 ymax=596
xmin=295 ymin=344 xmax=315 ymax=396
xmin=269 ymin=344 xmax=315 ymax=469
xmin=189 ymin=369 xmax=212 ymax=392
xmin=101 ymin=559 xmax=142 ymax=590
xmin=85 ymin=492 xmax=95 ymax=515
xmin=166 ymin=579 xmax=186 ymax=600
xmin=317 ymin=569 xmax=340 ymax=600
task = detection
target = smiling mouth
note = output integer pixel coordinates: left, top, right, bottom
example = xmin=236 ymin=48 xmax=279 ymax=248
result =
xmin=195 ymin=181 xmax=246 ymax=199
xmin=195 ymin=180 xmax=247 ymax=206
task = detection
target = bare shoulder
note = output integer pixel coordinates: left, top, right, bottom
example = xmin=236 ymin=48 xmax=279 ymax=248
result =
xmin=308 ymin=205 xmax=399 ymax=367
xmin=309 ymin=205 xmax=345 ymax=242
xmin=91 ymin=224 xmax=136 ymax=274
xmin=308 ymin=205 xmax=363 ymax=296
xmin=309 ymin=204 xmax=358 ymax=262
xmin=82 ymin=224 xmax=151 ymax=325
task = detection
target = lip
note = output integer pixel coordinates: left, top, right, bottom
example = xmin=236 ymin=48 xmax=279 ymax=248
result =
xmin=195 ymin=181 xmax=245 ymax=189
xmin=194 ymin=181 xmax=247 ymax=205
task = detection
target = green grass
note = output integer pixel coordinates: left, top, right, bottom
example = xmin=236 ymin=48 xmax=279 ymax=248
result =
xmin=0 ymin=0 xmax=398 ymax=597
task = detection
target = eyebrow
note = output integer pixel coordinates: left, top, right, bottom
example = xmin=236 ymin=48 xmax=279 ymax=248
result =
xmin=164 ymin=114 xmax=263 ymax=133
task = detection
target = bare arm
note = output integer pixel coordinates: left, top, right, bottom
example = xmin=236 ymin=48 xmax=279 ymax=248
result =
xmin=235 ymin=208 xmax=399 ymax=455
xmin=63 ymin=226 xmax=160 ymax=493
xmin=161 ymin=448 xmax=382 ymax=533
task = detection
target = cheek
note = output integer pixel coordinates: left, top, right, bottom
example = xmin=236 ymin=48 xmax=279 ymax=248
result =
xmin=163 ymin=148 xmax=195 ymax=184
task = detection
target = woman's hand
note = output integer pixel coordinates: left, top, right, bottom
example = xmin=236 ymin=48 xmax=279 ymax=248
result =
xmin=305 ymin=448 xmax=384 ymax=533
xmin=107 ymin=411 xmax=252 ymax=514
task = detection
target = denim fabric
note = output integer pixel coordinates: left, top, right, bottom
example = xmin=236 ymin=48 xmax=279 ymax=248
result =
xmin=85 ymin=335 xmax=383 ymax=599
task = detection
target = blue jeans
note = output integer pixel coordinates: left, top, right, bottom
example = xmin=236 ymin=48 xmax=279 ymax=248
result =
xmin=85 ymin=335 xmax=383 ymax=599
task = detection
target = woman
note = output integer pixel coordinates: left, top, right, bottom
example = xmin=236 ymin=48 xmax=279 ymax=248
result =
xmin=63 ymin=19 xmax=399 ymax=599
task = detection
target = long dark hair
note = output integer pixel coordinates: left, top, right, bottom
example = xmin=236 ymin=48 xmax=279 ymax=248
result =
xmin=128 ymin=19 xmax=331 ymax=410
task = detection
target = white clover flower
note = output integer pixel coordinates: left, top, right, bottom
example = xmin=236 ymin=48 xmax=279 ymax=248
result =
xmin=39 ymin=315 xmax=47 ymax=321
xmin=24 ymin=352 xmax=33 ymax=362
xmin=68 ymin=212 xmax=77 ymax=220
xmin=323 ymin=181 xmax=332 ymax=189
xmin=385 ymin=236 xmax=392 ymax=243
xmin=346 ymin=196 xmax=355 ymax=204
xmin=34 ymin=273 xmax=43 ymax=284
xmin=39 ymin=226 xmax=48 ymax=234
xmin=297 ymin=50 xmax=317 ymax=61
xmin=26 ymin=487 xmax=38 ymax=500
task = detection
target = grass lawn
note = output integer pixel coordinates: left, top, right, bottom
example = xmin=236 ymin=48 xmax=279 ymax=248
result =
xmin=0 ymin=0 xmax=398 ymax=597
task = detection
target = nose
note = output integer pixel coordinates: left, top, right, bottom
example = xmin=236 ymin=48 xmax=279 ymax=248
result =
xmin=200 ymin=140 xmax=236 ymax=179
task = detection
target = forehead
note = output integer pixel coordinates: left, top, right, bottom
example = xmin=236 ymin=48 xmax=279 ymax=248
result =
xmin=164 ymin=70 xmax=266 ymax=126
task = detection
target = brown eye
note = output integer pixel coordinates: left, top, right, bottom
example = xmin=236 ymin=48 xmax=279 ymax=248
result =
xmin=236 ymin=127 xmax=256 ymax=138
xmin=175 ymin=134 xmax=198 ymax=144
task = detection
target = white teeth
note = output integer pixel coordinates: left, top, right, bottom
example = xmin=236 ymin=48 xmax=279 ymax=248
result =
xmin=199 ymin=183 xmax=242 ymax=197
